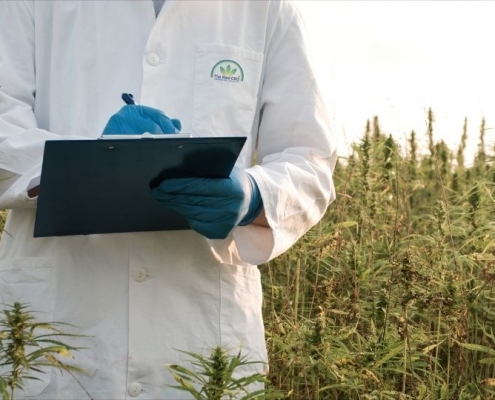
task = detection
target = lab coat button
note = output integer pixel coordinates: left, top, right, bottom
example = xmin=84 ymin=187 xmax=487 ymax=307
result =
xmin=132 ymin=268 xmax=147 ymax=282
xmin=147 ymin=53 xmax=160 ymax=66
xmin=128 ymin=382 xmax=142 ymax=397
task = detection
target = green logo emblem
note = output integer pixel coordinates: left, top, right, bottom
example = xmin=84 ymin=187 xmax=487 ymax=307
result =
xmin=211 ymin=60 xmax=244 ymax=83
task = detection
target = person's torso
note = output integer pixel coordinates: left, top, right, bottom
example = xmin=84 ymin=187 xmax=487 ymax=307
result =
xmin=32 ymin=0 xmax=280 ymax=168
xmin=0 ymin=1 xmax=298 ymax=397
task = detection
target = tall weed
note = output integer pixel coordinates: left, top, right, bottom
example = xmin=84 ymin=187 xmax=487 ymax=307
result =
xmin=263 ymin=113 xmax=495 ymax=399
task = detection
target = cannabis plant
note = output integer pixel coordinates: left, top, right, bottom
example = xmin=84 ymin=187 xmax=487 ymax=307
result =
xmin=263 ymin=113 xmax=495 ymax=399
xmin=166 ymin=346 xmax=284 ymax=399
xmin=0 ymin=302 xmax=88 ymax=400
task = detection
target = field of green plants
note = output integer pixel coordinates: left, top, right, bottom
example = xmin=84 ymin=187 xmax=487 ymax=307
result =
xmin=1 ymin=109 xmax=495 ymax=399
xmin=263 ymin=110 xmax=495 ymax=399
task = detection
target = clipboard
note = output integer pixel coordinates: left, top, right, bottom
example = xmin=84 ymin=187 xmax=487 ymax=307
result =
xmin=34 ymin=136 xmax=246 ymax=237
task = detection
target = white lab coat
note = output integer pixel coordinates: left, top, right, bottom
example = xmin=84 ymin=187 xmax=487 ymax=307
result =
xmin=0 ymin=1 xmax=336 ymax=399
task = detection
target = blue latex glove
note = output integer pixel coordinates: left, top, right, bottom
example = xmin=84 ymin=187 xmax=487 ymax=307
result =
xmin=102 ymin=105 xmax=182 ymax=135
xmin=150 ymin=167 xmax=263 ymax=239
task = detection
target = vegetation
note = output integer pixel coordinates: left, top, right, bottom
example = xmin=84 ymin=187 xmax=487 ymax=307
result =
xmin=166 ymin=346 xmax=283 ymax=399
xmin=1 ymin=109 xmax=494 ymax=399
xmin=0 ymin=303 xmax=88 ymax=400
xmin=0 ymin=210 xmax=5 ymax=241
xmin=263 ymin=110 xmax=495 ymax=399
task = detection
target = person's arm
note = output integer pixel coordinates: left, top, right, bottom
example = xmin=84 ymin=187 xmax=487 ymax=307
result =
xmin=233 ymin=2 xmax=337 ymax=265
xmin=252 ymin=210 xmax=268 ymax=228
xmin=27 ymin=186 xmax=39 ymax=199
xmin=0 ymin=1 xmax=84 ymax=208
xmin=0 ymin=1 xmax=46 ymax=207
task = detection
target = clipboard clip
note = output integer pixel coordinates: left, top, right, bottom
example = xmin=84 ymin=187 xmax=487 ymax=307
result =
xmin=100 ymin=133 xmax=195 ymax=140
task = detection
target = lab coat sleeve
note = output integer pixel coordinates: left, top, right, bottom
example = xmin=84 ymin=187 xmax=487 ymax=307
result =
xmin=233 ymin=5 xmax=337 ymax=265
xmin=0 ymin=1 xmax=76 ymax=210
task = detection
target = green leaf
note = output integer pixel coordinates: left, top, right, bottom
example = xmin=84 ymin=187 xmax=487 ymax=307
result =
xmin=241 ymin=389 xmax=286 ymax=400
xmin=479 ymin=357 xmax=495 ymax=364
xmin=26 ymin=346 xmax=74 ymax=362
xmin=373 ymin=343 xmax=404 ymax=367
xmin=455 ymin=341 xmax=495 ymax=354
xmin=165 ymin=364 xmax=205 ymax=386
xmin=0 ymin=377 xmax=9 ymax=400
xmin=335 ymin=220 xmax=358 ymax=229
xmin=422 ymin=340 xmax=445 ymax=354
xmin=167 ymin=385 xmax=203 ymax=400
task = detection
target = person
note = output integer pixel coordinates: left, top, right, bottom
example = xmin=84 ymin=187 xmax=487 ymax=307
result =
xmin=0 ymin=1 xmax=337 ymax=399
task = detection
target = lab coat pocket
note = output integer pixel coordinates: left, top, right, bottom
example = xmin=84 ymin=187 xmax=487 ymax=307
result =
xmin=0 ymin=257 xmax=56 ymax=397
xmin=192 ymin=44 xmax=264 ymax=138
xmin=219 ymin=264 xmax=267 ymax=374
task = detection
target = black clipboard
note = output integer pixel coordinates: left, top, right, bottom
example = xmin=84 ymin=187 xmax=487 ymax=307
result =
xmin=34 ymin=136 xmax=246 ymax=237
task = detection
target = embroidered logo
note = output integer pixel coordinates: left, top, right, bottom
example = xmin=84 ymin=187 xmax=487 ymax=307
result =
xmin=211 ymin=60 xmax=244 ymax=83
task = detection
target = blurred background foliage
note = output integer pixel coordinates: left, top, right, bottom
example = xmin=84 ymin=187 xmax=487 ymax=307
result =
xmin=263 ymin=110 xmax=495 ymax=399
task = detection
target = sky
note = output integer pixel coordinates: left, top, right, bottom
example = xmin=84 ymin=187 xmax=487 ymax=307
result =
xmin=294 ymin=1 xmax=495 ymax=164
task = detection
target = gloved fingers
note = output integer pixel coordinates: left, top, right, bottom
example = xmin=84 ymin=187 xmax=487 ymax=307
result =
xmin=151 ymin=191 xmax=213 ymax=208
xmin=151 ymin=191 xmax=235 ymax=215
xmin=149 ymin=167 xmax=261 ymax=236
xmin=154 ymin=177 xmax=241 ymax=198
xmin=153 ymin=178 xmax=213 ymax=195
xmin=103 ymin=116 xmax=164 ymax=135
xmin=163 ymin=202 xmax=232 ymax=225
xmin=153 ymin=116 xmax=180 ymax=134
xmin=139 ymin=106 xmax=180 ymax=133
xmin=171 ymin=119 xmax=182 ymax=131
xmin=136 ymin=105 xmax=166 ymax=120
xmin=102 ymin=106 xmax=165 ymax=135
xmin=108 ymin=115 xmax=127 ymax=134
xmin=151 ymin=188 xmax=241 ymax=221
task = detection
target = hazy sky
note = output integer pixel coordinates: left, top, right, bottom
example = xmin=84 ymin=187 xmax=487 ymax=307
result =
xmin=295 ymin=1 xmax=495 ymax=163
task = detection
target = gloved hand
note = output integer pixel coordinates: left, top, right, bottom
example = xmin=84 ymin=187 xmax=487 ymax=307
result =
xmin=150 ymin=167 xmax=263 ymax=239
xmin=102 ymin=105 xmax=182 ymax=135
